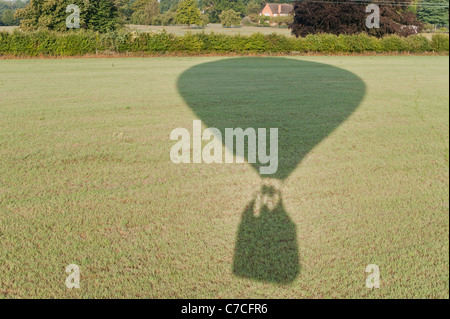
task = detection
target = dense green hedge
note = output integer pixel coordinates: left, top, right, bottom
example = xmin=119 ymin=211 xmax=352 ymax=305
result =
xmin=0 ymin=29 xmax=448 ymax=56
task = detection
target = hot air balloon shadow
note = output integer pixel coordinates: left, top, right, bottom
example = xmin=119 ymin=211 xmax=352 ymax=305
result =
xmin=177 ymin=57 xmax=366 ymax=284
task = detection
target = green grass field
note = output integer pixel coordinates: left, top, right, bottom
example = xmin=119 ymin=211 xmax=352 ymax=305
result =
xmin=0 ymin=56 xmax=448 ymax=298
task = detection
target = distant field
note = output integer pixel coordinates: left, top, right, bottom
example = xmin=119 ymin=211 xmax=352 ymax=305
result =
xmin=0 ymin=26 xmax=17 ymax=33
xmin=128 ymin=24 xmax=448 ymax=39
xmin=0 ymin=56 xmax=448 ymax=298
xmin=420 ymin=31 xmax=449 ymax=40
xmin=127 ymin=23 xmax=293 ymax=36
xmin=1 ymin=24 xmax=447 ymax=40
xmin=0 ymin=24 xmax=292 ymax=36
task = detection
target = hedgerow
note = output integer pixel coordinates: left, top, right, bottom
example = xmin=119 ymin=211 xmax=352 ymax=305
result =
xmin=0 ymin=29 xmax=448 ymax=56
xmin=431 ymin=34 xmax=450 ymax=52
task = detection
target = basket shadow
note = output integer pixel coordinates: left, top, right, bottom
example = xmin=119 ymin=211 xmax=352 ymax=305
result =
xmin=233 ymin=185 xmax=299 ymax=284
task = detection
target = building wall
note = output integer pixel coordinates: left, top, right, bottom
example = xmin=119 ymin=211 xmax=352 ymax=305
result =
xmin=260 ymin=5 xmax=274 ymax=17
xmin=260 ymin=4 xmax=291 ymax=17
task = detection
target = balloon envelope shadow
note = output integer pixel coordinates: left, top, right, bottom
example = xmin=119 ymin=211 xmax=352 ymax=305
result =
xmin=177 ymin=57 xmax=365 ymax=283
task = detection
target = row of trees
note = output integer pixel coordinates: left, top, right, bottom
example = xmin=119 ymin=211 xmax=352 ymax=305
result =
xmin=418 ymin=0 xmax=449 ymax=27
xmin=0 ymin=0 xmax=27 ymax=26
xmin=153 ymin=0 xmax=448 ymax=26
xmin=157 ymin=0 xmax=286 ymax=22
xmin=10 ymin=0 xmax=449 ymax=34
xmin=119 ymin=0 xmax=283 ymax=26
xmin=172 ymin=0 xmax=292 ymax=28
xmin=16 ymin=0 xmax=121 ymax=32
xmin=120 ymin=0 xmax=294 ymax=28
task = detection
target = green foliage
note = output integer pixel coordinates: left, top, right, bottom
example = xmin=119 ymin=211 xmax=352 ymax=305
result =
xmin=241 ymin=16 xmax=253 ymax=26
xmin=245 ymin=1 xmax=261 ymax=16
xmin=337 ymin=33 xmax=381 ymax=52
xmin=303 ymin=33 xmax=343 ymax=52
xmin=204 ymin=0 xmax=245 ymax=23
xmin=15 ymin=0 xmax=122 ymax=33
xmin=219 ymin=9 xmax=241 ymax=28
xmin=160 ymin=0 xmax=182 ymax=13
xmin=259 ymin=15 xmax=270 ymax=26
xmin=0 ymin=28 xmax=98 ymax=56
xmin=152 ymin=9 xmax=178 ymax=25
xmin=176 ymin=0 xmax=201 ymax=27
xmin=0 ymin=0 xmax=26 ymax=26
xmin=379 ymin=34 xmax=410 ymax=52
xmin=432 ymin=33 xmax=450 ymax=50
xmin=199 ymin=13 xmax=209 ymax=27
xmin=0 ymin=29 xmax=448 ymax=56
xmin=130 ymin=0 xmax=160 ymax=25
xmin=118 ymin=0 xmax=134 ymax=21
xmin=270 ymin=15 xmax=293 ymax=28
xmin=406 ymin=34 xmax=433 ymax=51
xmin=1 ymin=9 xmax=15 ymax=26
xmin=418 ymin=0 xmax=449 ymax=26
xmin=86 ymin=0 xmax=122 ymax=33
xmin=203 ymin=0 xmax=289 ymax=22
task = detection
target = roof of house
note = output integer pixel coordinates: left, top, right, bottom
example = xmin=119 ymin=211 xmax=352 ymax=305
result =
xmin=265 ymin=3 xmax=294 ymax=14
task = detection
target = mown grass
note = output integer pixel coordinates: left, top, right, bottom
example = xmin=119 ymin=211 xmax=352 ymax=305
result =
xmin=0 ymin=56 xmax=448 ymax=298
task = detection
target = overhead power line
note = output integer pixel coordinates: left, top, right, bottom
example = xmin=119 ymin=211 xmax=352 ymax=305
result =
xmin=291 ymin=0 xmax=450 ymax=8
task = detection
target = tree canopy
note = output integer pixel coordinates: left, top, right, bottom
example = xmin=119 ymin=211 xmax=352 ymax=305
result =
xmin=290 ymin=0 xmax=424 ymax=38
xmin=130 ymin=0 xmax=160 ymax=25
xmin=160 ymin=0 xmax=182 ymax=13
xmin=176 ymin=0 xmax=202 ymax=27
xmin=219 ymin=8 xmax=241 ymax=27
xmin=0 ymin=0 xmax=26 ymax=26
xmin=15 ymin=0 xmax=122 ymax=32
xmin=418 ymin=0 xmax=449 ymax=26
xmin=1 ymin=9 xmax=15 ymax=25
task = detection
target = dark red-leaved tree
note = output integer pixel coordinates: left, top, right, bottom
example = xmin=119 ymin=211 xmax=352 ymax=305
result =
xmin=290 ymin=0 xmax=423 ymax=37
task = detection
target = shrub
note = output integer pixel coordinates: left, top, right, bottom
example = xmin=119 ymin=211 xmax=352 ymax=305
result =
xmin=303 ymin=33 xmax=344 ymax=53
xmin=241 ymin=17 xmax=252 ymax=27
xmin=380 ymin=35 xmax=409 ymax=52
xmin=54 ymin=31 xmax=97 ymax=56
xmin=432 ymin=34 xmax=450 ymax=52
xmin=270 ymin=15 xmax=293 ymax=28
xmin=5 ymin=30 xmax=38 ymax=56
xmin=242 ymin=33 xmax=268 ymax=52
xmin=177 ymin=32 xmax=203 ymax=52
xmin=199 ymin=14 xmax=209 ymax=28
xmin=265 ymin=33 xmax=293 ymax=52
xmin=219 ymin=9 xmax=241 ymax=28
xmin=0 ymin=30 xmax=448 ymax=56
xmin=406 ymin=35 xmax=433 ymax=52
xmin=259 ymin=16 xmax=270 ymax=26
xmin=336 ymin=34 xmax=381 ymax=53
